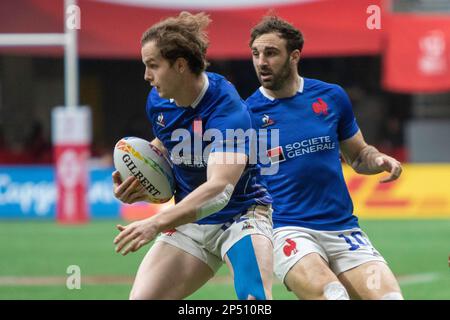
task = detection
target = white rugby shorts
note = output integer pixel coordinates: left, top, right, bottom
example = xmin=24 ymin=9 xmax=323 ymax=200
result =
xmin=156 ymin=204 xmax=273 ymax=272
xmin=273 ymin=226 xmax=387 ymax=283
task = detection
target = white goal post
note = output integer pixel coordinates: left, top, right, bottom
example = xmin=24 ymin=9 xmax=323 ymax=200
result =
xmin=0 ymin=0 xmax=92 ymax=224
xmin=0 ymin=0 xmax=79 ymax=108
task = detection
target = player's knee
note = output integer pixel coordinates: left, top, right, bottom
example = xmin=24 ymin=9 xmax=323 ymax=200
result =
xmin=235 ymin=278 xmax=267 ymax=300
xmin=129 ymin=289 xmax=143 ymax=300
xmin=233 ymin=260 xmax=269 ymax=300
xmin=323 ymin=281 xmax=350 ymax=300
xmin=302 ymin=270 xmax=346 ymax=299
xmin=237 ymin=289 xmax=266 ymax=300
xmin=380 ymin=292 xmax=403 ymax=300
xmin=129 ymin=287 xmax=156 ymax=300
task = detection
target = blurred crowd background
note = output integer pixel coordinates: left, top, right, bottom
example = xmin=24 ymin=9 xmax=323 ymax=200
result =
xmin=0 ymin=0 xmax=449 ymax=168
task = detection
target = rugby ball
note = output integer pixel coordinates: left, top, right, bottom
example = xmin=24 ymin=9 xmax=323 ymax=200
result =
xmin=113 ymin=137 xmax=174 ymax=203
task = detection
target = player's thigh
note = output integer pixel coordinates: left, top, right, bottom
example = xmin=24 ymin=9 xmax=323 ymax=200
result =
xmin=338 ymin=261 xmax=403 ymax=300
xmin=130 ymin=241 xmax=214 ymax=300
xmin=224 ymin=233 xmax=273 ymax=299
xmin=251 ymin=233 xmax=274 ymax=292
xmin=273 ymin=227 xmax=349 ymax=300
xmin=285 ymin=252 xmax=341 ymax=300
xmin=320 ymin=228 xmax=402 ymax=299
xmin=220 ymin=205 xmax=274 ymax=300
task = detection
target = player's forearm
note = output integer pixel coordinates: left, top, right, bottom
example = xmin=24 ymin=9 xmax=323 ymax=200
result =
xmin=350 ymin=145 xmax=385 ymax=175
xmin=150 ymin=180 xmax=232 ymax=231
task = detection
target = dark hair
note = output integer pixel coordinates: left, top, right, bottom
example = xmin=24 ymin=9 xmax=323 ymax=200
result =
xmin=141 ymin=11 xmax=211 ymax=75
xmin=249 ymin=15 xmax=304 ymax=53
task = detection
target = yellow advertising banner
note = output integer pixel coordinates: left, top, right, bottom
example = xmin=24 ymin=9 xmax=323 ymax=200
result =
xmin=342 ymin=164 xmax=450 ymax=218
xmin=124 ymin=164 xmax=450 ymax=221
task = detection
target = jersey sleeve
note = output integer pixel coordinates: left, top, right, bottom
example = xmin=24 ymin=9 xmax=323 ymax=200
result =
xmin=333 ymin=85 xmax=359 ymax=141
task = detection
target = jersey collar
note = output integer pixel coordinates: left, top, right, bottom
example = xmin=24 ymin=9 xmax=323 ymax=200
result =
xmin=259 ymin=76 xmax=304 ymax=101
xmin=168 ymin=73 xmax=209 ymax=108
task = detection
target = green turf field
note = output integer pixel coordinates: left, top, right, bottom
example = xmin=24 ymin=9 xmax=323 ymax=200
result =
xmin=0 ymin=219 xmax=448 ymax=300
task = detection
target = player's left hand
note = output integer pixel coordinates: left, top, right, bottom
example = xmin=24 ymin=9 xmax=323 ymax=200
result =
xmin=113 ymin=219 xmax=159 ymax=255
xmin=374 ymin=155 xmax=402 ymax=183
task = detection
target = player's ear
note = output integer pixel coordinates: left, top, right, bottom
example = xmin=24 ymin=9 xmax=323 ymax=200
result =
xmin=290 ymin=49 xmax=300 ymax=63
xmin=175 ymin=57 xmax=188 ymax=74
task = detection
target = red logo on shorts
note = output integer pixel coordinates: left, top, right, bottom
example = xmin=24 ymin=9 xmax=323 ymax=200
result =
xmin=312 ymin=98 xmax=328 ymax=116
xmin=163 ymin=229 xmax=176 ymax=236
xmin=283 ymin=239 xmax=298 ymax=257
xmin=241 ymin=221 xmax=254 ymax=231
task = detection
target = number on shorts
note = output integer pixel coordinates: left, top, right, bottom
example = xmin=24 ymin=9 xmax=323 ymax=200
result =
xmin=350 ymin=231 xmax=368 ymax=245
xmin=338 ymin=231 xmax=368 ymax=251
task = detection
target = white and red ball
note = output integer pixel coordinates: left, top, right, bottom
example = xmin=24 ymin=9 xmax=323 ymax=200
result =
xmin=113 ymin=137 xmax=174 ymax=203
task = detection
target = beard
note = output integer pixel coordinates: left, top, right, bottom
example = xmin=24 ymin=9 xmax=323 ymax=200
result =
xmin=257 ymin=57 xmax=293 ymax=91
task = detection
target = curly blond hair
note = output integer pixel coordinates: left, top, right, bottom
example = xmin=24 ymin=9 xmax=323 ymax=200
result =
xmin=142 ymin=12 xmax=211 ymax=75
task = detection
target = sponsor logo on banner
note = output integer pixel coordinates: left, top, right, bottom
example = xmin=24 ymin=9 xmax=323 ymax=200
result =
xmin=0 ymin=170 xmax=55 ymax=216
xmin=0 ymin=167 xmax=121 ymax=219
xmin=342 ymin=164 xmax=450 ymax=218
xmin=55 ymin=146 xmax=89 ymax=223
xmin=52 ymin=106 xmax=91 ymax=224
xmin=418 ymin=30 xmax=447 ymax=76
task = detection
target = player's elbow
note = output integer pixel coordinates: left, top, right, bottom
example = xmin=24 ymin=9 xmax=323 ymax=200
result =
xmin=196 ymin=183 xmax=234 ymax=220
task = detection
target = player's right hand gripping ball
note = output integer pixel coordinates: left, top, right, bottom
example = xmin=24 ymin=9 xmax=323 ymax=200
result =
xmin=113 ymin=137 xmax=174 ymax=203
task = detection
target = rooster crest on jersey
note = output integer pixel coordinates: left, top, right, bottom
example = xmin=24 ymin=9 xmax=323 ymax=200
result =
xmin=312 ymin=98 xmax=328 ymax=116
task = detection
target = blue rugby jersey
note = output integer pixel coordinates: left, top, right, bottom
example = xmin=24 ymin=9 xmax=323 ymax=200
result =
xmin=247 ymin=77 xmax=359 ymax=231
xmin=146 ymin=72 xmax=272 ymax=224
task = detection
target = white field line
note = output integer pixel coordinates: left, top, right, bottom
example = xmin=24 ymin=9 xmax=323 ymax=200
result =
xmin=0 ymin=273 xmax=443 ymax=287
xmin=396 ymin=272 xmax=442 ymax=286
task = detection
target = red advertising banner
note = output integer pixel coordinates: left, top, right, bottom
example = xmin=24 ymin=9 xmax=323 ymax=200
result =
xmin=383 ymin=15 xmax=450 ymax=93
xmin=52 ymin=107 xmax=91 ymax=224
xmin=0 ymin=0 xmax=384 ymax=59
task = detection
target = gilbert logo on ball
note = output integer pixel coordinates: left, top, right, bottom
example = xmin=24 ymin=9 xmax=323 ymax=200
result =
xmin=113 ymin=137 xmax=174 ymax=203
